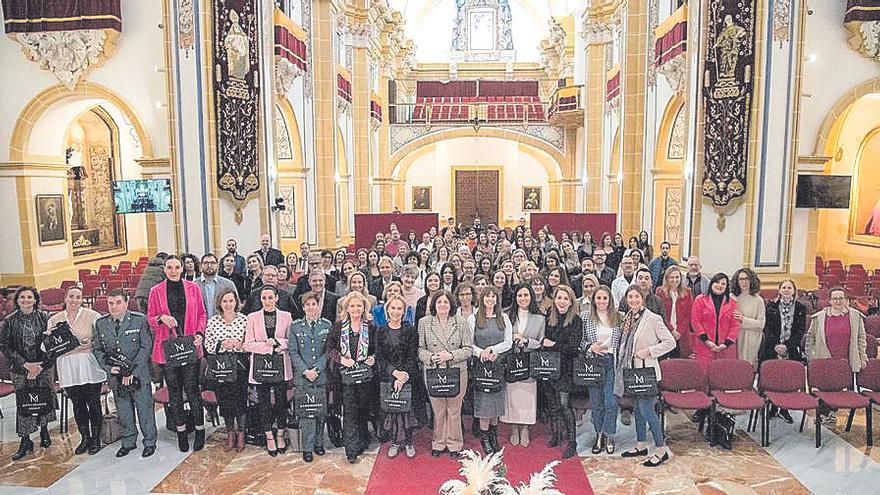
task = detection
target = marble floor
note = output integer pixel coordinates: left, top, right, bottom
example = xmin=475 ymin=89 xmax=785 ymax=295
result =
xmin=0 ymin=392 xmax=878 ymax=494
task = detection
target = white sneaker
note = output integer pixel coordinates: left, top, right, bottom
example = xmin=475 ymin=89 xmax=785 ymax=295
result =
xmin=387 ymin=443 xmax=400 ymax=458
xmin=405 ymin=444 xmax=416 ymax=458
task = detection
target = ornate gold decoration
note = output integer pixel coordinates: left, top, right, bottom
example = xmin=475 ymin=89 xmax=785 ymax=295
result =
xmin=13 ymin=29 xmax=118 ymax=90
xmin=178 ymin=0 xmax=195 ymax=54
xmin=844 ymin=1 xmax=880 ymax=63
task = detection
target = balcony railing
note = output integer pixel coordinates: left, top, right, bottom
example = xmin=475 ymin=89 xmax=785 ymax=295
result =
xmin=547 ymin=84 xmax=583 ymax=117
xmin=388 ymin=97 xmax=549 ymax=126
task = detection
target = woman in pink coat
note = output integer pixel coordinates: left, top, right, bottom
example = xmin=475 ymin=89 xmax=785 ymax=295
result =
xmin=147 ymin=255 xmax=207 ymax=452
xmin=691 ymin=272 xmax=740 ymax=368
xmin=244 ymin=285 xmax=293 ymax=456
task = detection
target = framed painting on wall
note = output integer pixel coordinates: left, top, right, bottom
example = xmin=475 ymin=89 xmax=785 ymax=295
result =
xmin=36 ymin=194 xmax=66 ymax=245
xmin=412 ymin=186 xmax=432 ymax=210
xmin=522 ymin=186 xmax=541 ymax=210
xmin=848 ymin=128 xmax=880 ymax=247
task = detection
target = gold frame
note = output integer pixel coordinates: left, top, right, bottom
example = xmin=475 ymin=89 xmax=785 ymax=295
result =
xmin=847 ymin=126 xmax=880 ymax=247
xmin=411 ymin=186 xmax=432 ymax=210
xmin=35 ymin=194 xmax=66 ymax=246
xmin=450 ymin=165 xmax=503 ymax=225
xmin=522 ymin=186 xmax=542 ymax=211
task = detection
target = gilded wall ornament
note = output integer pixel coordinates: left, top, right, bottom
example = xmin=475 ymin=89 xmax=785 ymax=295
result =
xmin=772 ymin=0 xmax=791 ymax=46
xmin=14 ymin=30 xmax=112 ymax=90
xmin=658 ymin=54 xmax=687 ymax=94
xmin=275 ymin=56 xmax=303 ymax=95
xmin=178 ymin=0 xmax=195 ymax=55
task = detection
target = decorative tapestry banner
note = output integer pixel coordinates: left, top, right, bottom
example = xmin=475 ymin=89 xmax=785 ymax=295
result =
xmin=701 ymin=0 xmax=756 ymax=213
xmin=2 ymin=0 xmax=122 ymax=34
xmin=213 ymin=0 xmax=260 ymax=206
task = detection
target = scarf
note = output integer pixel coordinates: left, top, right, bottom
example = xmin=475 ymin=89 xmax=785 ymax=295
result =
xmin=779 ymin=298 xmax=795 ymax=343
xmin=340 ymin=319 xmax=370 ymax=361
xmin=613 ymin=308 xmax=645 ymax=397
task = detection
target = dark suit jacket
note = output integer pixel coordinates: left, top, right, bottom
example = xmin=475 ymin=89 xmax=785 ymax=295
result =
xmin=255 ymin=248 xmax=285 ymax=267
xmin=243 ymin=285 xmax=303 ymax=320
xmin=596 ymin=266 xmax=616 ymax=288
xmin=319 ymin=291 xmax=339 ymax=323
xmin=369 ymin=276 xmax=401 ymax=302
xmin=292 ymin=273 xmax=339 ymax=303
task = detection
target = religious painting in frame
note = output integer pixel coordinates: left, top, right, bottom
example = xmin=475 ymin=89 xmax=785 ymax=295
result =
xmin=36 ymin=194 xmax=66 ymax=245
xmin=848 ymin=128 xmax=880 ymax=247
xmin=522 ymin=186 xmax=541 ymax=211
xmin=412 ymin=186 xmax=432 ymax=211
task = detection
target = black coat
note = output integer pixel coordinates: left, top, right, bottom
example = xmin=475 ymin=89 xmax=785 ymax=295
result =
xmin=220 ymin=269 xmax=247 ymax=301
xmin=320 ymin=291 xmax=339 ymax=323
xmin=758 ymin=299 xmax=808 ymax=363
xmin=0 ymin=310 xmax=51 ymax=374
xmin=243 ymin=285 xmax=303 ymax=319
xmin=292 ymin=273 xmax=339 ymax=303
xmin=542 ymin=313 xmax=583 ymax=393
xmin=374 ymin=322 xmax=420 ymax=381
xmin=596 ymin=266 xmax=616 ymax=288
xmin=369 ymin=276 xmax=400 ymax=302
xmin=254 ymin=248 xmax=285 ymax=267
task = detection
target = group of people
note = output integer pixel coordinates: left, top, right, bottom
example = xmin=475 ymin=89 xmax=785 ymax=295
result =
xmin=0 ymin=217 xmax=871 ymax=469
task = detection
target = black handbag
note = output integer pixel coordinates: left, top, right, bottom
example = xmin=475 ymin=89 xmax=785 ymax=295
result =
xmin=504 ymin=348 xmax=531 ymax=383
xmin=16 ymin=386 xmax=54 ymax=416
xmin=115 ymin=376 xmax=142 ymax=396
xmin=573 ymin=356 xmax=606 ymax=387
xmin=206 ymin=343 xmax=239 ymax=383
xmin=529 ymin=351 xmax=561 ymax=381
xmin=710 ymin=411 xmax=736 ymax=450
xmin=472 ymin=359 xmax=505 ymax=393
xmin=380 ymin=381 xmax=412 ymax=413
xmin=44 ymin=321 xmax=79 ymax=359
xmin=425 ymin=364 xmax=461 ymax=398
xmin=163 ymin=333 xmax=197 ymax=368
xmin=253 ymin=352 xmax=285 ymax=384
xmin=623 ymin=358 xmax=658 ymax=398
xmin=340 ymin=361 xmax=374 ymax=385
xmin=294 ymin=385 xmax=326 ymax=419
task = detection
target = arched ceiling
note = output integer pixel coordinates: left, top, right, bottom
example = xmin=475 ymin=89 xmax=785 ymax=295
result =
xmin=388 ymin=0 xmax=580 ymax=62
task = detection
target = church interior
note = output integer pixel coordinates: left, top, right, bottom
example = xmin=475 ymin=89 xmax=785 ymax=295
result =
xmin=1 ymin=0 xmax=879 ymax=493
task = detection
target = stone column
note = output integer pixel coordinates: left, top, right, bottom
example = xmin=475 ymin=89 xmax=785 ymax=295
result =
xmin=582 ymin=19 xmax=612 ymax=211
xmin=619 ymin=0 xmax=649 ymax=234
xmin=346 ymin=6 xmax=372 ymax=213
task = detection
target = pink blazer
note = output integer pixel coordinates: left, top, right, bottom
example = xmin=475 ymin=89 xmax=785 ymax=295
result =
xmin=244 ymin=309 xmax=293 ymax=384
xmin=691 ymin=294 xmax=740 ymax=364
xmin=147 ymin=279 xmax=208 ymax=364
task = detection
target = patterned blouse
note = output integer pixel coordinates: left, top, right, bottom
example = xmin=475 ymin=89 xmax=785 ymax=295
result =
xmin=205 ymin=312 xmax=248 ymax=354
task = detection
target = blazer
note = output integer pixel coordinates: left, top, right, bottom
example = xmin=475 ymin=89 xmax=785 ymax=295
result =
xmin=656 ymin=287 xmax=694 ymax=337
xmin=289 ymin=317 xmax=332 ymax=387
xmin=369 ymin=276 xmax=401 ymax=302
xmin=243 ymin=285 xmax=304 ymax=320
xmin=805 ymin=308 xmax=868 ymax=373
xmin=196 ymin=275 xmax=237 ymax=315
xmin=622 ymin=309 xmax=676 ymax=381
xmin=509 ymin=312 xmax=546 ymax=351
xmin=691 ymin=294 xmax=740 ymax=346
xmin=319 ymin=291 xmax=339 ymax=323
xmin=581 ymin=313 xmax=622 ymax=357
xmin=146 ymin=279 xmax=207 ymax=365
xmin=243 ymin=309 xmax=294 ymax=384
xmin=758 ymin=299 xmax=807 ymax=363
xmin=254 ymin=247 xmax=285 ymax=267
xmin=292 ymin=273 xmax=339 ymax=303
xmin=92 ymin=311 xmax=153 ymax=389
xmin=417 ymin=314 xmax=473 ymax=372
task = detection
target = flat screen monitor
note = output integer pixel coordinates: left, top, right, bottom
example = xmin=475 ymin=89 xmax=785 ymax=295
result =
xmin=112 ymin=179 xmax=173 ymax=214
xmin=794 ymin=174 xmax=851 ymax=209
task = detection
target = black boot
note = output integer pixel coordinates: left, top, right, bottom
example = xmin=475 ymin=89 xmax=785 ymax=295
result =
xmin=479 ymin=429 xmax=494 ymax=454
xmin=75 ymin=433 xmax=89 ymax=455
xmin=562 ymin=411 xmax=578 ymax=458
xmin=488 ymin=424 xmax=501 ymax=452
xmin=40 ymin=426 xmax=51 ymax=448
xmin=88 ymin=436 xmax=102 ymax=455
xmin=563 ymin=440 xmax=578 ymax=458
xmin=193 ymin=428 xmax=205 ymax=451
xmin=177 ymin=431 xmax=190 ymax=452
xmin=11 ymin=436 xmax=34 ymax=461
xmin=547 ymin=419 xmax=560 ymax=448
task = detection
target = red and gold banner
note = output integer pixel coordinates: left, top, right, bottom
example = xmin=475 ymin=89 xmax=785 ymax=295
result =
xmin=654 ymin=4 xmax=687 ymax=67
xmin=337 ymin=65 xmax=352 ymax=103
xmin=273 ymin=8 xmax=306 ymax=72
xmin=605 ymin=64 xmax=620 ymax=102
xmin=213 ymin=0 xmax=260 ymax=205
xmin=2 ymin=0 xmax=121 ymax=34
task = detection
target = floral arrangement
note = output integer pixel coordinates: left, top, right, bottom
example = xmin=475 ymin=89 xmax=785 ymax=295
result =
xmin=440 ymin=449 xmax=564 ymax=495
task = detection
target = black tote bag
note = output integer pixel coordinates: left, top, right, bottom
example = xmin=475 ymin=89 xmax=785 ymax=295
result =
xmin=504 ymin=349 xmax=531 ymax=383
xmin=623 ymin=358 xmax=658 ymax=398
xmin=529 ymin=350 xmax=561 ymax=381
xmin=253 ymin=352 xmax=285 ymax=384
xmin=573 ymin=356 xmax=606 ymax=387
xmin=163 ymin=334 xmax=197 ymax=368
xmin=294 ymin=385 xmax=326 ymax=419
xmin=380 ymin=382 xmax=412 ymax=413
xmin=472 ymin=359 xmax=505 ymax=393
xmin=340 ymin=362 xmax=374 ymax=385
xmin=16 ymin=387 xmax=54 ymax=416
xmin=44 ymin=321 xmax=79 ymax=360
xmin=206 ymin=343 xmax=239 ymax=383
xmin=425 ymin=365 xmax=461 ymax=398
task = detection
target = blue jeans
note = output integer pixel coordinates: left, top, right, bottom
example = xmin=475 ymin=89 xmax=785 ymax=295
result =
xmin=634 ymin=396 xmax=665 ymax=447
xmin=586 ymin=354 xmax=618 ymax=434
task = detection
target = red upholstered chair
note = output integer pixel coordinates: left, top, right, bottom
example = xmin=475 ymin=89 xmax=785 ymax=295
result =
xmin=858 ymin=359 xmax=880 ymax=406
xmin=0 ymin=352 xmax=15 ymax=418
xmin=808 ymin=358 xmax=873 ymax=447
xmin=92 ymin=296 xmax=109 ymax=315
xmin=40 ymin=287 xmax=65 ymax=312
xmin=78 ymin=269 xmax=93 ymax=282
xmin=758 ymin=360 xmax=820 ymax=447
xmin=59 ymin=280 xmax=77 ymax=291
xmin=659 ymin=359 xmax=713 ymax=433
xmin=708 ymin=359 xmax=767 ymax=446
xmin=815 ymin=256 xmax=825 ymax=276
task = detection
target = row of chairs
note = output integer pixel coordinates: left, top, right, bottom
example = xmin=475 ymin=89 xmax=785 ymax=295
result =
xmin=660 ymin=358 xmax=878 ymax=449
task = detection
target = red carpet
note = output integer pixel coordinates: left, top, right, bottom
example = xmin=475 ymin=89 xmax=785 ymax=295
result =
xmin=364 ymin=423 xmax=592 ymax=495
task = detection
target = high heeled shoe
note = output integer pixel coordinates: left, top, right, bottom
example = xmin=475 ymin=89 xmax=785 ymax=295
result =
xmin=266 ymin=435 xmax=277 ymax=457
xmin=74 ymin=434 xmax=90 ymax=455
xmin=11 ymin=436 xmax=34 ymax=461
xmin=39 ymin=428 xmax=51 ymax=448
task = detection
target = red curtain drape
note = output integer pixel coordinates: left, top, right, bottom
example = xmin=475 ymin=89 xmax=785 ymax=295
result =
xmin=2 ymin=0 xmax=122 ymax=33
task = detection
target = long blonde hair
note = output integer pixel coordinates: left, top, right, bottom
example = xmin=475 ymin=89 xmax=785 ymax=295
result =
xmin=547 ymin=285 xmax=579 ymax=327
xmin=340 ymin=291 xmax=370 ymax=321
xmin=589 ymin=286 xmax=620 ymax=327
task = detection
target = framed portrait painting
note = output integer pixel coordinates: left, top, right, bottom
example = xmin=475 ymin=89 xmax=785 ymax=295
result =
xmin=522 ymin=186 xmax=541 ymax=211
xmin=848 ymin=129 xmax=880 ymax=247
xmin=36 ymin=194 xmax=66 ymax=245
xmin=412 ymin=186 xmax=432 ymax=211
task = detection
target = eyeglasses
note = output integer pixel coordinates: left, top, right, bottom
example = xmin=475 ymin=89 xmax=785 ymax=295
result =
xmin=830 ymin=296 xmax=846 ymax=301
